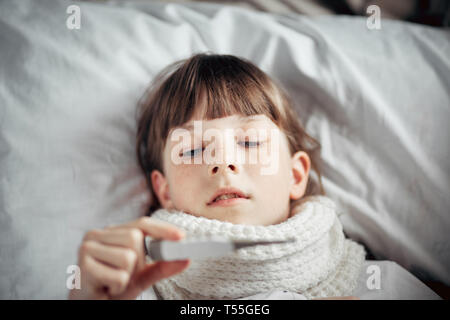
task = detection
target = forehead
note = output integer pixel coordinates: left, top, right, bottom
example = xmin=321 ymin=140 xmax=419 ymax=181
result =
xmin=182 ymin=90 xmax=277 ymax=128
xmin=178 ymin=114 xmax=274 ymax=131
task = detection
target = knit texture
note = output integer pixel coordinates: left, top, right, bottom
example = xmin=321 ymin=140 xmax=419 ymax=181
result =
xmin=151 ymin=195 xmax=366 ymax=299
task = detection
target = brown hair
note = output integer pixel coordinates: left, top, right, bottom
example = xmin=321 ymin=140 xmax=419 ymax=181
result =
xmin=136 ymin=52 xmax=324 ymax=214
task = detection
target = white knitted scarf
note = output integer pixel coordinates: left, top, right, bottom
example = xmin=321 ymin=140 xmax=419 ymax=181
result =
xmin=151 ymin=196 xmax=366 ymax=300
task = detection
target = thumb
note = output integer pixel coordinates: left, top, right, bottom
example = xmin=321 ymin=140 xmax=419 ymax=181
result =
xmin=130 ymin=260 xmax=190 ymax=296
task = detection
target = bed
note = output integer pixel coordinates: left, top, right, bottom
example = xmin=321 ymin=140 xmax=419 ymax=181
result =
xmin=0 ymin=0 xmax=449 ymax=299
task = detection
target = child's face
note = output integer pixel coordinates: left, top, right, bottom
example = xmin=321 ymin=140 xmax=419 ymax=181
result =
xmin=151 ymin=112 xmax=310 ymax=226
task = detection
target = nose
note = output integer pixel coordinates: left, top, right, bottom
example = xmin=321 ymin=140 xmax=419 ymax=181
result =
xmin=209 ymin=163 xmax=239 ymax=176
xmin=207 ymin=131 xmax=241 ymax=176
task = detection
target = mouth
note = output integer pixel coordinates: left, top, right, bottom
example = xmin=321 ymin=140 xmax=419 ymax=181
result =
xmin=207 ymin=188 xmax=250 ymax=207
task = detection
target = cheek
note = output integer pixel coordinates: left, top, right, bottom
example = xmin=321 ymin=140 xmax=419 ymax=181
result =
xmin=245 ymin=149 xmax=292 ymax=195
xmin=245 ymin=144 xmax=291 ymax=178
xmin=167 ymin=164 xmax=202 ymax=203
xmin=245 ymin=161 xmax=291 ymax=190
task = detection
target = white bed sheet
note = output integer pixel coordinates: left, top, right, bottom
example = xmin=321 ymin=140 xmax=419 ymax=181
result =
xmin=137 ymin=260 xmax=441 ymax=300
xmin=0 ymin=0 xmax=449 ymax=298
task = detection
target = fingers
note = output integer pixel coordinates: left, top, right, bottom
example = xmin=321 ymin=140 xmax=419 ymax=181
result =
xmin=140 ymin=260 xmax=191 ymax=286
xmin=85 ymin=217 xmax=186 ymax=271
xmin=82 ymin=255 xmax=131 ymax=297
xmin=77 ymin=216 xmax=188 ymax=299
xmin=108 ymin=216 xmax=185 ymax=240
xmin=129 ymin=260 xmax=190 ymax=296
xmin=81 ymin=240 xmax=137 ymax=274
xmin=84 ymin=227 xmax=146 ymax=271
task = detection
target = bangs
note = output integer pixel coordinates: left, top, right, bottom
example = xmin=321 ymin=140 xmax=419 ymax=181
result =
xmin=159 ymin=54 xmax=283 ymax=141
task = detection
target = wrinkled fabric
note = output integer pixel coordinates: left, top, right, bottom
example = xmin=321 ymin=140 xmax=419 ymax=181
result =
xmin=0 ymin=0 xmax=449 ymax=299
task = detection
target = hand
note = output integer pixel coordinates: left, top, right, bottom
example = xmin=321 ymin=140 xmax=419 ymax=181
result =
xmin=69 ymin=217 xmax=189 ymax=300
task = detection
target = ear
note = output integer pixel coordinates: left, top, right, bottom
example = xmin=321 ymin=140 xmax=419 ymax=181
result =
xmin=289 ymin=151 xmax=311 ymax=200
xmin=150 ymin=170 xmax=174 ymax=209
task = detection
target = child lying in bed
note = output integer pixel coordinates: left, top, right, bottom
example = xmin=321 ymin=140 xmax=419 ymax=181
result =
xmin=69 ymin=53 xmax=440 ymax=300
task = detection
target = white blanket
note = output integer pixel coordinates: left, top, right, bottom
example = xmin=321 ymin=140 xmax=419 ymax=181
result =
xmin=137 ymin=260 xmax=441 ymax=300
xmin=0 ymin=0 xmax=449 ymax=299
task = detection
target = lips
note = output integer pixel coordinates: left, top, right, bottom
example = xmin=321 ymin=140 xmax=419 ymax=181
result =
xmin=207 ymin=187 xmax=250 ymax=205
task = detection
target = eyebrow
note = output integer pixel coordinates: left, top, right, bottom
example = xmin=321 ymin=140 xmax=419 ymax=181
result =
xmin=180 ymin=116 xmax=265 ymax=131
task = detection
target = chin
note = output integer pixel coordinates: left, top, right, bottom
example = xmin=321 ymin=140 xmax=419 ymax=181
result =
xmin=205 ymin=209 xmax=250 ymax=224
xmin=224 ymin=214 xmax=262 ymax=226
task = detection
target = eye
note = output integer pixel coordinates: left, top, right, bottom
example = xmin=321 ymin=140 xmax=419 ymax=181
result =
xmin=181 ymin=147 xmax=204 ymax=158
xmin=238 ymin=141 xmax=261 ymax=148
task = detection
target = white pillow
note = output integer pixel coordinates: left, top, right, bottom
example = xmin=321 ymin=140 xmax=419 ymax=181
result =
xmin=0 ymin=0 xmax=448 ymax=298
